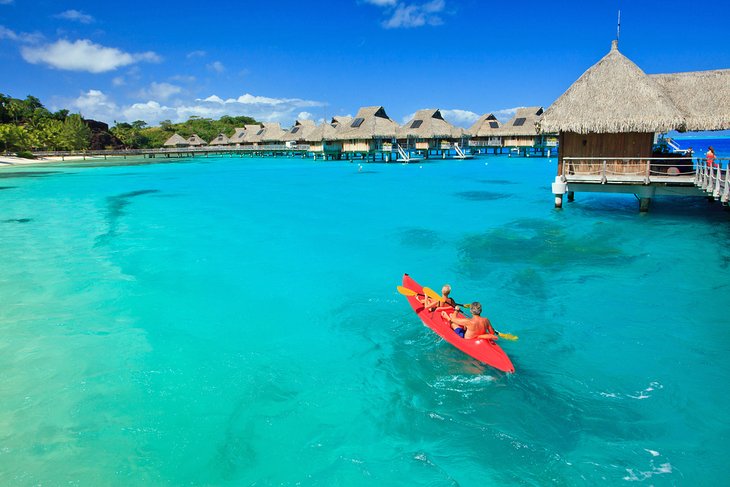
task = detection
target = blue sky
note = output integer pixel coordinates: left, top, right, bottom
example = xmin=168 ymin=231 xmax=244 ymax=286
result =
xmin=1 ymin=0 xmax=728 ymax=128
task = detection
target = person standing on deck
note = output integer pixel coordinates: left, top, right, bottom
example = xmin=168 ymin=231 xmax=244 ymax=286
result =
xmin=706 ymin=146 xmax=718 ymax=168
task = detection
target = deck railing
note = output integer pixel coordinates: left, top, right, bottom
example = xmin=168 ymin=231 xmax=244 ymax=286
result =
xmin=561 ymin=156 xmax=729 ymax=204
xmin=695 ymin=160 xmax=730 ymax=203
xmin=561 ymin=156 xmax=698 ymax=184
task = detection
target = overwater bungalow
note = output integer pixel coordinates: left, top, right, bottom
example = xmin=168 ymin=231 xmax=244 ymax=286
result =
xmin=541 ymin=40 xmax=730 ymax=211
xmin=497 ymin=107 xmax=548 ymax=153
xmin=230 ymin=127 xmax=247 ymax=147
xmin=257 ymin=122 xmax=288 ymax=146
xmin=305 ymin=116 xmax=351 ymax=159
xmin=334 ymin=106 xmax=400 ymax=160
xmin=282 ymin=120 xmax=317 ymax=146
xmin=239 ymin=124 xmax=265 ymax=147
xmin=208 ymin=133 xmax=231 ymax=146
xmin=468 ymin=113 xmax=502 ymax=152
xmin=397 ymin=109 xmax=467 ymax=156
xmin=163 ymin=133 xmax=189 ymax=148
xmin=186 ymin=134 xmax=206 ymax=147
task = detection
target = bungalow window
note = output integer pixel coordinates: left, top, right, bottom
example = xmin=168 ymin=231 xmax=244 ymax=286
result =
xmin=291 ymin=127 xmax=300 ymax=134
xmin=489 ymin=121 xmax=499 ymax=128
xmin=351 ymin=118 xmax=365 ymax=128
xmin=513 ymin=118 xmax=527 ymax=126
xmin=410 ymin=120 xmax=423 ymax=129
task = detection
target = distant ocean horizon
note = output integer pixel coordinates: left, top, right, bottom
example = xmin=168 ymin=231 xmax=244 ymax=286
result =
xmin=668 ymin=135 xmax=730 ymax=158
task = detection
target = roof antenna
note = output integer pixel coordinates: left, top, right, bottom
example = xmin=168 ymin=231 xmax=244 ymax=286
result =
xmin=616 ymin=9 xmax=621 ymax=46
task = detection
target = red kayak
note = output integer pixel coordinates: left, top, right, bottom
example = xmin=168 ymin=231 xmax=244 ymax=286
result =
xmin=401 ymin=274 xmax=515 ymax=373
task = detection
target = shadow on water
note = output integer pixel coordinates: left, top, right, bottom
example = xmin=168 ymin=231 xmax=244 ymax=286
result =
xmin=0 ymin=186 xmax=17 ymax=190
xmin=458 ymin=217 xmax=630 ymax=275
xmin=3 ymin=218 xmax=32 ymax=223
xmin=95 ymin=189 xmax=159 ymax=246
xmin=209 ymin=367 xmax=301 ymax=483
xmin=397 ymin=227 xmax=443 ymax=250
xmin=479 ymin=179 xmax=518 ymax=186
xmin=0 ymin=170 xmax=62 ymax=179
xmin=455 ymin=190 xmax=511 ymax=201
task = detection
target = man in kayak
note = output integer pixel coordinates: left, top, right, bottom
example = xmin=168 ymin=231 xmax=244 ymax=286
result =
xmin=417 ymin=284 xmax=457 ymax=312
xmin=443 ymin=302 xmax=499 ymax=340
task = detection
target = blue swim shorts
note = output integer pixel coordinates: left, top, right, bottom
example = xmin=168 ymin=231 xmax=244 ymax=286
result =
xmin=453 ymin=327 xmax=465 ymax=338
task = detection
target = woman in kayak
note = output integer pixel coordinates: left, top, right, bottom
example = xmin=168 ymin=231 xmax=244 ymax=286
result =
xmin=417 ymin=284 xmax=457 ymax=312
xmin=443 ymin=302 xmax=499 ymax=340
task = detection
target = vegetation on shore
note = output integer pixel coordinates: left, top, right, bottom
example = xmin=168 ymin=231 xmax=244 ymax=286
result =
xmin=0 ymin=93 xmax=258 ymax=154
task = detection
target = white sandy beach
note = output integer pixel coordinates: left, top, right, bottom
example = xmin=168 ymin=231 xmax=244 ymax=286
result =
xmin=0 ymin=155 xmax=117 ymax=166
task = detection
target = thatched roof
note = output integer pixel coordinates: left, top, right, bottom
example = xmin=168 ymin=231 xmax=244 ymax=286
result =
xmin=163 ymin=133 xmax=188 ymax=147
xmin=334 ymin=106 xmax=399 ymax=140
xmin=539 ymin=41 xmax=685 ymax=134
xmin=282 ymin=119 xmax=318 ymax=142
xmin=241 ymin=124 xmax=265 ymax=144
xmin=304 ymin=116 xmax=353 ymax=142
xmin=257 ymin=122 xmax=287 ymax=143
xmin=650 ymin=69 xmax=730 ymax=132
xmin=209 ymin=133 xmax=231 ymax=146
xmin=230 ymin=127 xmax=247 ymax=144
xmin=497 ymin=107 xmax=544 ymax=136
xmin=397 ymin=109 xmax=463 ymax=139
xmin=468 ymin=113 xmax=501 ymax=137
xmin=187 ymin=134 xmax=206 ymax=146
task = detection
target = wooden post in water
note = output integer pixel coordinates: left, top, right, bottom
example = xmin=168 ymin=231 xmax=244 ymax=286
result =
xmin=639 ymin=198 xmax=651 ymax=212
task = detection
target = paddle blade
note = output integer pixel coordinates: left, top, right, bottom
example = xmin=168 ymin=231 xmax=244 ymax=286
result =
xmin=397 ymin=285 xmax=418 ymax=297
xmin=498 ymin=332 xmax=519 ymax=341
xmin=422 ymin=287 xmax=441 ymax=301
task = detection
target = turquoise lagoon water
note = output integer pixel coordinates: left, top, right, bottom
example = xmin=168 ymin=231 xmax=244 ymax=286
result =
xmin=0 ymin=154 xmax=729 ymax=485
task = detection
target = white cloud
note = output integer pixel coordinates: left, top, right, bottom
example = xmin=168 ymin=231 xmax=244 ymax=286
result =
xmin=65 ymin=90 xmax=326 ymax=126
xmin=207 ymin=61 xmax=225 ymax=73
xmin=364 ymin=0 xmax=446 ymax=29
xmin=54 ymin=10 xmax=94 ymax=24
xmin=137 ymin=82 xmax=183 ymax=101
xmin=112 ymin=76 xmax=125 ymax=86
xmin=186 ymin=50 xmax=207 ymax=59
xmin=0 ymin=0 xmax=14 ymax=4
xmin=383 ymin=0 xmax=445 ymax=28
xmin=0 ymin=25 xmax=43 ymax=43
xmin=297 ymin=111 xmax=314 ymax=120
xmin=70 ymin=90 xmax=119 ymax=121
xmin=492 ymin=107 xmax=521 ymax=123
xmin=440 ymin=109 xmax=480 ymax=127
xmin=20 ymin=39 xmax=160 ymax=73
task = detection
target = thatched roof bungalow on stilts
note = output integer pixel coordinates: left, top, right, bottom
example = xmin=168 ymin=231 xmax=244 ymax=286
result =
xmin=305 ymin=117 xmax=351 ymax=159
xmin=186 ymin=134 xmax=207 ymax=147
xmin=257 ymin=122 xmax=288 ymax=146
xmin=208 ymin=133 xmax=231 ymax=146
xmin=334 ymin=106 xmax=400 ymax=160
xmin=540 ymin=40 xmax=730 ymax=211
xmin=240 ymin=124 xmax=265 ymax=147
xmin=164 ymin=133 xmax=189 ymax=147
xmin=468 ymin=114 xmax=502 ymax=151
xmin=397 ymin=109 xmax=466 ymax=153
xmin=497 ymin=107 xmax=545 ymax=151
xmin=230 ymin=127 xmax=248 ymax=147
xmin=282 ymin=119 xmax=317 ymax=146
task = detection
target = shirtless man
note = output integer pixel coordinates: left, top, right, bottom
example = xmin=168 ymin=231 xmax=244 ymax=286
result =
xmin=442 ymin=302 xmax=498 ymax=340
xmin=417 ymin=284 xmax=457 ymax=312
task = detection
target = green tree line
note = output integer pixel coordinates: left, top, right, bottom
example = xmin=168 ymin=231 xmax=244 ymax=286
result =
xmin=115 ymin=115 xmax=259 ymax=149
xmin=0 ymin=93 xmax=259 ymax=154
